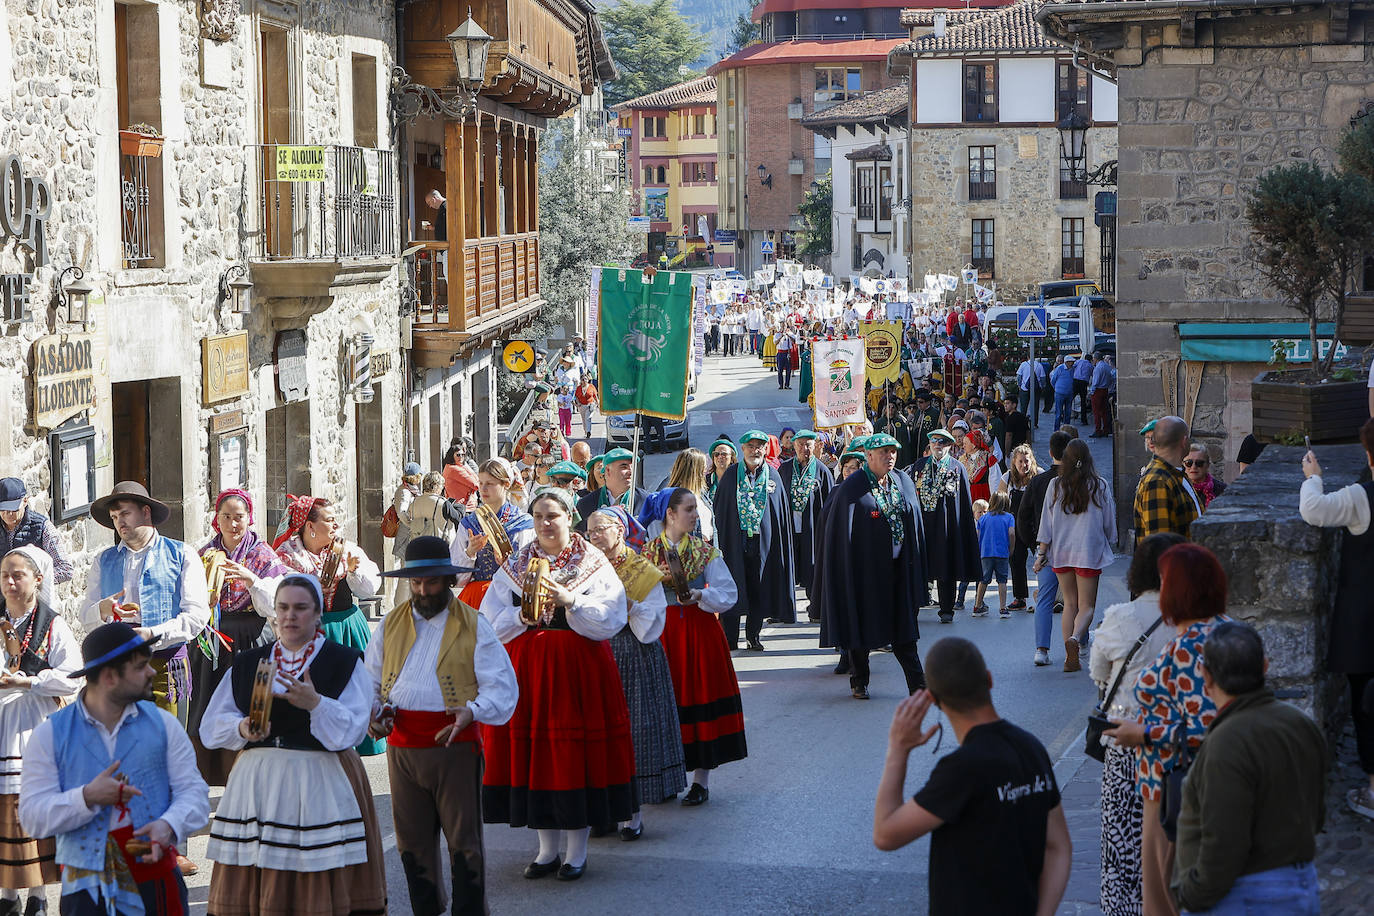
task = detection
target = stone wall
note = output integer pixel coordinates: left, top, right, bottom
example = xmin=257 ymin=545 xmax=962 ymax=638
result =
xmin=1190 ymin=444 xmax=1357 ymax=737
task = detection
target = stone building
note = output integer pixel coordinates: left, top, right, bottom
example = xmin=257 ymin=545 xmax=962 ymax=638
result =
xmin=886 ymin=0 xmax=1119 ymax=300
xmin=1038 ymin=0 xmax=1374 ymax=518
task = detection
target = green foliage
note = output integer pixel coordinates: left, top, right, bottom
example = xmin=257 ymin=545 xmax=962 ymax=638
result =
xmin=726 ymin=6 xmax=760 ymax=55
xmin=797 ymin=175 xmax=832 ymax=262
xmin=1273 ymin=430 xmax=1306 ymax=447
xmin=1338 ymin=113 xmax=1374 ymax=183
xmin=601 ymin=0 xmax=710 ymax=106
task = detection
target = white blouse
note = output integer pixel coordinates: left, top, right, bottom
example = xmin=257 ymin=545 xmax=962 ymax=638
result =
xmin=450 ymin=522 xmax=536 ymax=587
xmin=626 ymin=584 xmax=668 ymax=644
xmin=0 ymin=609 xmax=81 ymax=794
xmin=651 ymin=536 xmax=738 ymax=614
xmin=198 ymin=634 xmax=374 ymax=753
xmin=478 ymin=545 xmax=628 ymax=644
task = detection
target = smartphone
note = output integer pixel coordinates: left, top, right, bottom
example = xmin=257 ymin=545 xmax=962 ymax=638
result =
xmin=1305 ymin=436 xmax=1311 ymax=450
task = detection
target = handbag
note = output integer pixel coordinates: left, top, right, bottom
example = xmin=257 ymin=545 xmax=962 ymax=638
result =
xmin=1084 ymin=617 xmax=1163 ymax=762
xmin=1159 ymin=725 xmax=1193 ymax=842
xmin=380 ymin=505 xmax=400 ymax=539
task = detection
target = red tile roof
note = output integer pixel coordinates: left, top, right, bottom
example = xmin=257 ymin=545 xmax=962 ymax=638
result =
xmin=711 ymin=37 xmax=905 ymax=73
xmin=615 ymin=75 xmax=717 ymax=110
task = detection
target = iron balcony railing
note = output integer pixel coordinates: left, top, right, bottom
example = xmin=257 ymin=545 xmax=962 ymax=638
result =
xmin=246 ymin=144 xmax=398 ymax=260
xmin=969 ymin=179 xmax=997 ymax=201
xmin=120 ymin=152 xmax=155 ymax=266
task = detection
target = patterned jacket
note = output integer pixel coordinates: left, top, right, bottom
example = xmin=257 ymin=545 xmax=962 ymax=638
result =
xmin=1133 ymin=455 xmax=1200 ymax=545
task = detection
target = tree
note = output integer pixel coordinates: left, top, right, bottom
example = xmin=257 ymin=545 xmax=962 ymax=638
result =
xmin=602 ymin=0 xmax=709 ymax=106
xmin=797 ymin=175 xmax=833 ymax=264
xmin=725 ymin=0 xmax=761 ymax=55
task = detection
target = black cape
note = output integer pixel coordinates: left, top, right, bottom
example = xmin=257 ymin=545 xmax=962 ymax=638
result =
xmin=817 ymin=469 xmax=927 ymax=651
xmin=907 ymin=456 xmax=982 ymax=582
xmin=779 ymin=457 xmax=835 ymax=593
xmin=712 ymin=463 xmax=796 ymax=623
xmin=574 ymin=486 xmax=649 ymax=533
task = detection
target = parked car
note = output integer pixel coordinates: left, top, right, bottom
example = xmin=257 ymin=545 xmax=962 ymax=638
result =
xmin=1051 ymin=318 xmax=1116 ymax=357
xmin=1037 ymin=279 xmax=1100 ymax=302
xmin=605 ymin=413 xmax=689 ymax=451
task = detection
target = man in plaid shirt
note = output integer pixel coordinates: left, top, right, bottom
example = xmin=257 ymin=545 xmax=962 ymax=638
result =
xmin=1133 ymin=416 xmax=1202 ymax=544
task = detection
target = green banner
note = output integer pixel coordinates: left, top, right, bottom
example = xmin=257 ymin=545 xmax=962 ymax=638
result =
xmin=597 ymin=268 xmax=693 ymax=419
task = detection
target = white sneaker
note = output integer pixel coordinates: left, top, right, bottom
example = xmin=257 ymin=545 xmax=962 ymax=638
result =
xmin=1348 ymin=786 xmax=1374 ymax=820
xmin=1033 ymin=648 xmax=1050 ymax=667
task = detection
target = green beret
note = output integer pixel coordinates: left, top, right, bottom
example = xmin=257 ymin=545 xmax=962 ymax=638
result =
xmin=739 ymin=429 xmax=769 ymax=445
xmin=928 ymin=428 xmax=955 ymax=443
xmin=865 ymin=433 xmax=900 ymax=450
xmin=840 ymin=449 xmax=865 ymax=463
xmin=1139 ymin=419 xmax=1158 ymax=436
xmin=792 ymin=430 xmax=818 ymax=441
xmin=848 ymin=434 xmax=872 ymax=451
xmin=547 ymin=460 xmax=587 ymax=480
xmin=602 ymin=447 xmax=635 ymax=466
xmin=709 ymin=437 xmax=737 ymax=456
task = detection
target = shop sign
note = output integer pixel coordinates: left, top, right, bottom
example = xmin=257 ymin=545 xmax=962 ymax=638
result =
xmin=274 ymin=146 xmax=327 ymax=182
xmin=274 ymin=329 xmax=309 ymax=402
xmin=0 ymin=154 xmax=53 ymax=321
xmin=202 ymin=331 xmax=250 ymax=405
xmin=209 ymin=409 xmax=246 ymax=434
xmin=31 ymin=333 xmax=96 ymax=431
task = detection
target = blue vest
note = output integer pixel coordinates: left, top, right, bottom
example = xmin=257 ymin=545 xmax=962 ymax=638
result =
xmin=50 ymin=699 xmax=170 ymax=908
xmin=98 ymin=535 xmax=187 ymax=630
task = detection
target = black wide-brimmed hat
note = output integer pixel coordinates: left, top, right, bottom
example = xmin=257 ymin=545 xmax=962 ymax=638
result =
xmin=71 ymin=621 xmax=159 ymax=679
xmin=90 ymin=481 xmax=171 ymax=528
xmin=380 ymin=535 xmax=478 ymax=578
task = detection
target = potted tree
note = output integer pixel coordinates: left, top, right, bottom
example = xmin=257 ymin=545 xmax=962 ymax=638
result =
xmin=1246 ymin=121 xmax=1374 ymax=443
xmin=119 ymin=122 xmax=164 ymax=158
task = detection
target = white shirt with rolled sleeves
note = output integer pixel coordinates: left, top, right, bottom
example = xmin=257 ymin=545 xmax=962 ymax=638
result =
xmin=80 ymin=532 xmax=210 ymax=648
xmin=1299 ymin=475 xmax=1371 ymax=535
xmin=362 ymin=605 xmax=517 ymax=725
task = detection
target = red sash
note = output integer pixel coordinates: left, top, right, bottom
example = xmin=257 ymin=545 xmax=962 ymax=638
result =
xmin=389 ymin=708 xmax=480 ymax=748
xmin=111 ymin=823 xmax=183 ymax=916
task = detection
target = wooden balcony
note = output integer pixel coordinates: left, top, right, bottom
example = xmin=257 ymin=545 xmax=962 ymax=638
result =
xmin=409 ymin=232 xmax=543 ymax=366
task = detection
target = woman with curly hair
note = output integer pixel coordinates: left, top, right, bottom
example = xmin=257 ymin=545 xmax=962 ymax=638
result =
xmin=1002 ymin=444 xmax=1041 ymax=612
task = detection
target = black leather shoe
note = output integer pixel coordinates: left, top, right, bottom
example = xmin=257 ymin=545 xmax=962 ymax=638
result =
xmin=938 ymin=614 xmax=954 ymax=624
xmin=851 ymin=685 xmax=870 ymax=700
xmin=1 ymin=898 xmax=22 ymax=916
xmin=619 ymin=823 xmax=643 ymax=841
xmin=524 ymin=858 xmax=561 ymax=879
xmin=746 ymin=638 xmax=765 ymax=651
xmin=22 ymin=899 xmax=44 ymax=916
xmin=833 ymin=657 xmax=851 ymax=675
xmin=681 ymin=783 xmax=709 ymax=806
xmin=556 ymin=862 xmax=586 ymax=881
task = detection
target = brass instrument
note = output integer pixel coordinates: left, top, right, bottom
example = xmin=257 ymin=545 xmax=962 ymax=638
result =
xmin=318 ymin=538 xmax=346 ymax=593
xmin=665 ymin=547 xmax=693 ymax=605
xmin=248 ymin=657 xmax=276 ymax=736
xmin=0 ymin=618 xmax=22 ymax=672
xmin=203 ymin=549 xmax=229 ymax=608
xmin=519 ymin=557 xmax=554 ymax=627
xmin=475 ymin=504 xmax=513 ymax=562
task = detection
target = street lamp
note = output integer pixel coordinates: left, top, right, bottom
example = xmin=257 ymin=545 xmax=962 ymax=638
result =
xmin=1057 ymin=111 xmax=1090 ymax=183
xmin=57 ymin=266 xmax=93 ymax=327
xmin=389 ymin=12 xmax=493 ymax=124
xmin=877 ymin=177 xmax=894 ymax=233
xmin=757 ymin=163 xmax=772 ymax=190
xmin=219 ymin=264 xmax=254 ymax=315
xmin=447 ymin=13 xmax=493 ymax=92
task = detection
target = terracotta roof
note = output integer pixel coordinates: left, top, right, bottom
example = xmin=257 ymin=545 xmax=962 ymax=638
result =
xmin=895 ymin=0 xmax=1063 ymax=56
xmin=616 ymin=75 xmax=717 ymax=110
xmin=898 ymin=6 xmax=1002 ymax=28
xmin=800 ymin=82 xmax=908 ymax=134
xmin=711 ymin=37 xmax=905 ymax=73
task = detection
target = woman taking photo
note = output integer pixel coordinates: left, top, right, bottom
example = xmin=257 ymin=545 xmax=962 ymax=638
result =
xmin=644 ymin=488 xmax=745 ymax=807
xmin=479 ymin=488 xmax=635 ymax=881
xmin=1002 ymin=445 xmax=1039 ymax=612
xmin=1033 ymin=439 xmax=1115 ymax=672
xmin=1089 ymin=532 xmax=1185 ymax=916
xmin=584 ymin=507 xmax=687 ymax=839
xmin=201 ymin=574 xmax=385 ymax=914
xmin=451 ymin=458 xmax=535 ymax=610
xmin=190 ymin=490 xmax=290 ymax=785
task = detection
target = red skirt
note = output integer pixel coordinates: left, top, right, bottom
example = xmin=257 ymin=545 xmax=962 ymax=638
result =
xmin=458 ymin=578 xmax=492 ymax=610
xmin=659 ymin=603 xmax=748 ymax=771
xmin=482 ymin=628 xmax=636 ymax=829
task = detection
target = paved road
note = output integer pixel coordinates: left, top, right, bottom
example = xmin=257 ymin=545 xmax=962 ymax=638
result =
xmin=61 ymin=351 xmax=1120 ymax=915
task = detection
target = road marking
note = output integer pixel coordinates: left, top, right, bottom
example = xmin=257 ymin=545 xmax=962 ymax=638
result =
xmin=730 ymin=410 xmax=755 ymax=426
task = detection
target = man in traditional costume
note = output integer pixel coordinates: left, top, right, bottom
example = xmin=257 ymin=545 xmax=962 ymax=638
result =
xmin=817 ymin=434 xmax=927 ymax=699
xmin=778 ymin=430 xmax=833 ymax=607
xmin=575 ymin=449 xmax=648 ymax=529
xmin=367 ymin=537 xmax=518 ymax=914
xmin=908 ymin=430 xmax=981 ymax=624
xmin=1 ymin=546 xmax=80 ymax=916
xmin=712 ymin=430 xmax=795 ymax=651
xmin=19 ymin=622 xmax=210 ymax=915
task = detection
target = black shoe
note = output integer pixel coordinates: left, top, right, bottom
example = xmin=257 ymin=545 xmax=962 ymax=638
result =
xmin=524 ymin=857 xmax=561 ymax=879
xmin=619 ymin=824 xmax=643 ymax=841
xmin=556 ymin=862 xmax=586 ymax=881
xmin=938 ymin=614 xmax=954 ymax=624
xmin=833 ymin=656 xmax=851 ymax=675
xmin=953 ymin=601 xmax=965 ymax=610
xmin=1053 ymin=601 xmax=1064 ymax=615
xmin=1 ymin=899 xmax=21 ymax=916
xmin=682 ymin=783 xmax=709 ymax=806
xmin=765 ymin=617 xmax=783 ymax=624
xmin=1006 ymin=599 xmax=1027 ymax=611
xmin=851 ymin=685 xmax=870 ymax=700
xmin=746 ymin=637 xmax=765 ymax=651
xmin=22 ymin=900 xmax=44 ymax=916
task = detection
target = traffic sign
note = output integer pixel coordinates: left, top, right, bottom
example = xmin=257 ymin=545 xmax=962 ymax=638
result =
xmin=501 ymin=340 xmax=535 ymax=372
xmin=616 ymin=127 xmax=633 ymax=137
xmin=1017 ymin=306 xmax=1048 ymax=338
xmin=760 ymin=240 xmax=775 ymax=254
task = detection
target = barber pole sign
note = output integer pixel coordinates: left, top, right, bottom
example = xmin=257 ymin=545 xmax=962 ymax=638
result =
xmin=348 ymin=333 xmax=374 ymax=403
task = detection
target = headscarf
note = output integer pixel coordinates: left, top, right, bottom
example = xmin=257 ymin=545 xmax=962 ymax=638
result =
xmin=636 ymin=487 xmax=678 ymax=532
xmin=272 ymin=494 xmax=320 ymax=550
xmin=592 ymin=505 xmax=647 ymax=553
xmin=206 ymin=489 xmax=290 ymax=618
xmin=277 ymin=572 xmax=325 ymax=615
xmin=529 ymin=485 xmax=580 ymax=525
xmin=212 ymin=488 xmax=254 ymax=533
xmin=764 ymin=435 xmax=783 ymax=469
xmin=4 ymin=544 xmax=54 ymax=609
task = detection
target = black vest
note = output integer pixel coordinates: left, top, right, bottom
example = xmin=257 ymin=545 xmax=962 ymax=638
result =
xmin=4 ymin=601 xmax=57 ymax=677
xmin=1331 ymin=480 xmax=1374 ymax=673
xmin=230 ymin=639 xmax=361 ymax=751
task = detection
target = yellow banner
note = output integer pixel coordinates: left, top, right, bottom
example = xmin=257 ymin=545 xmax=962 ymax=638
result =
xmin=860 ymin=321 xmax=902 ymax=386
xmin=274 ymin=146 xmax=327 ymax=182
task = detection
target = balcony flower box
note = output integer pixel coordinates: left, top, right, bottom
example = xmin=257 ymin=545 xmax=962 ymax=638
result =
xmin=1336 ymin=293 xmax=1374 ymax=346
xmin=119 ymin=130 xmax=164 ymax=158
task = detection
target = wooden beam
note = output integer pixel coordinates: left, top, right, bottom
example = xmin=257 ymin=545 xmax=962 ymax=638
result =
xmin=444 ymin=117 xmax=468 ymax=333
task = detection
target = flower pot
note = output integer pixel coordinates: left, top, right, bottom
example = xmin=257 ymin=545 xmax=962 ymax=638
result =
xmin=119 ymin=130 xmax=164 ymax=158
xmin=1337 ymin=293 xmax=1374 ymax=346
xmin=1251 ymin=371 xmax=1366 ymax=444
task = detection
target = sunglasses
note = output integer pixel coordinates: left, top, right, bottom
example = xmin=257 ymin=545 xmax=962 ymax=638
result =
xmin=1183 ymin=459 xmax=1209 ymax=468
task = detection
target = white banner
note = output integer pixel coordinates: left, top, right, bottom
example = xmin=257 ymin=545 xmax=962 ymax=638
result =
xmin=692 ymin=276 xmax=707 ymax=378
xmin=802 ymin=268 xmax=824 ymax=287
xmin=812 ymin=337 xmax=867 ymax=429
xmin=586 ymin=266 xmax=601 ymax=368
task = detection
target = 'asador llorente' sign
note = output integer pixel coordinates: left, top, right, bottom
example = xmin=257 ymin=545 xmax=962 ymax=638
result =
xmin=32 ymin=333 xmax=96 ymax=431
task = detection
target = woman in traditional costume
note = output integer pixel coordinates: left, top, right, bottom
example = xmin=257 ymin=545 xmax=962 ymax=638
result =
xmin=451 ymin=458 xmax=535 ymax=610
xmin=190 ymin=490 xmax=290 ymax=785
xmin=644 ymin=488 xmax=745 ymax=807
xmin=273 ymin=495 xmax=384 ymax=755
xmin=479 ymin=488 xmax=634 ymax=881
xmin=584 ymin=507 xmax=686 ymax=840
xmin=0 ymin=546 xmax=79 ymax=916
xmin=959 ymin=429 xmax=1001 ymax=503
xmin=200 ymin=574 xmax=386 ymax=916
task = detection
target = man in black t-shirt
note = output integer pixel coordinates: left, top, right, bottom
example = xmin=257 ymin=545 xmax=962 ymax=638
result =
xmin=1002 ymin=396 xmax=1030 ymax=453
xmin=872 ymin=637 xmax=1071 ymax=915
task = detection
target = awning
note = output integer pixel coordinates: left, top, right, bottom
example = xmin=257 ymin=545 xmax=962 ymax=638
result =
xmin=1177 ymin=322 xmax=1345 ymax=363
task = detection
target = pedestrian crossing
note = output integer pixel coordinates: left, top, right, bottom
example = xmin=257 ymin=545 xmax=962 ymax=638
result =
xmin=689 ymin=407 xmax=816 ymax=431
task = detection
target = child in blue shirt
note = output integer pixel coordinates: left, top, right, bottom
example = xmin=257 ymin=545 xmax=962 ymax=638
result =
xmin=975 ymin=490 xmax=1016 ymax=618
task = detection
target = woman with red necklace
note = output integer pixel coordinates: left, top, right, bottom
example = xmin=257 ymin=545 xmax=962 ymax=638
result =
xmin=199 ymin=575 xmax=386 ymax=914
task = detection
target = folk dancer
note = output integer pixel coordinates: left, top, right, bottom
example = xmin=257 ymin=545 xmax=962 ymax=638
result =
xmin=450 ymin=458 xmax=535 ymax=610
xmin=585 ymin=507 xmax=687 ymax=836
xmin=1 ymin=547 xmax=79 ymax=916
xmin=711 ymin=430 xmax=794 ymax=650
xmin=273 ymin=496 xmax=384 ymax=756
xmin=19 ymin=622 xmax=210 ymax=915
xmin=643 ymin=489 xmax=745 ymax=806
xmin=908 ymin=431 xmax=981 ymax=624
xmin=479 ymin=488 xmax=635 ymax=881
xmin=817 ymin=434 xmax=928 ymax=700
xmin=779 ymin=430 xmax=834 ymax=606
xmin=189 ymin=490 xmax=289 ymax=786
xmin=368 ymin=537 xmax=518 ymax=914
xmin=199 ymin=575 xmax=386 ymax=915
xmin=574 ymin=449 xmax=649 ymax=530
